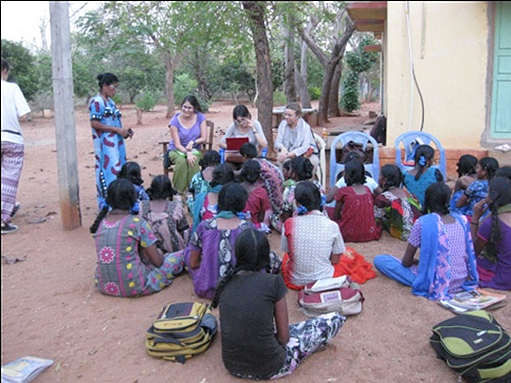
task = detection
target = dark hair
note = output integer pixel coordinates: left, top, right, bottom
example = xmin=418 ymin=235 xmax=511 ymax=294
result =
xmin=282 ymin=159 xmax=292 ymax=172
xmin=199 ymin=150 xmax=221 ymax=169
xmin=344 ymin=159 xmax=366 ymax=186
xmin=211 ymin=229 xmax=270 ymax=308
xmin=240 ymin=159 xmax=261 ymax=184
xmin=117 ymin=161 xmax=143 ymax=186
xmin=97 ymin=73 xmax=119 ymax=88
xmin=456 ymin=154 xmax=477 ymax=178
xmin=285 ymin=102 xmax=302 ymax=117
xmin=414 ymin=144 xmax=435 ymax=181
xmin=295 ymin=181 xmax=322 ymax=213
xmin=146 ymin=175 xmax=176 ymax=200
xmin=290 ymin=156 xmax=313 ymax=181
xmin=495 ymin=166 xmax=511 ymax=182
xmin=486 ymin=177 xmax=511 ymax=259
xmin=344 ymin=151 xmax=362 ymax=164
xmin=239 ymin=142 xmax=258 ymax=159
xmin=180 ymin=95 xmax=203 ymax=113
xmin=479 ymin=157 xmax=499 ymax=180
xmin=210 ymin=163 xmax=235 ymax=188
xmin=422 ymin=182 xmax=451 ymax=215
xmin=233 ymin=104 xmax=251 ymax=120
xmin=1 ymin=58 xmax=9 ymax=72
xmin=381 ymin=164 xmax=403 ymax=190
xmin=90 ymin=179 xmax=137 ymax=233
xmin=217 ymin=182 xmax=248 ymax=214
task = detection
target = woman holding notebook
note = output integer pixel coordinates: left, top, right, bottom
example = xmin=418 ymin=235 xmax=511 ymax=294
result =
xmin=219 ymin=104 xmax=268 ymax=154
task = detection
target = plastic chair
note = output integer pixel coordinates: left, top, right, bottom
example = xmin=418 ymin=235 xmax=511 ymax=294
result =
xmin=313 ymin=133 xmax=327 ymax=190
xmin=394 ymin=131 xmax=446 ymax=179
xmin=329 ymin=131 xmax=380 ymax=189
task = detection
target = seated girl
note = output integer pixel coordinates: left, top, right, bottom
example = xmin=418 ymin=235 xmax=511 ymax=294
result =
xmin=325 ymin=160 xmax=381 ymax=243
xmin=240 ymin=159 xmax=272 ymax=231
xmin=374 ymin=182 xmax=479 ymax=300
xmin=455 ymin=156 xmax=499 ymax=219
xmin=281 ymin=181 xmax=346 ymax=290
xmin=91 ymin=178 xmax=184 ymax=298
xmin=449 ymin=154 xmax=478 ymax=216
xmin=402 ymin=144 xmax=444 ymax=207
xmin=374 ymin=164 xmax=420 ymax=241
xmin=139 ymin=175 xmax=189 ymax=255
xmin=212 ymin=228 xmax=345 ymax=380
xmin=186 ymin=150 xmax=221 ymax=213
xmin=185 ymin=182 xmax=280 ymax=300
xmin=471 ymin=177 xmax=511 ymax=290
xmin=117 ymin=161 xmax=149 ymax=214
xmin=282 ymin=159 xmax=296 ymax=188
xmin=191 ymin=162 xmax=235 ymax=234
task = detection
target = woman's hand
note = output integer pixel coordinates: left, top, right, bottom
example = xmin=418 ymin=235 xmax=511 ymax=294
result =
xmin=277 ymin=148 xmax=289 ymax=163
xmin=472 ymin=199 xmax=487 ymax=222
xmin=186 ymin=151 xmax=197 ymax=166
xmin=119 ymin=127 xmax=132 ymax=138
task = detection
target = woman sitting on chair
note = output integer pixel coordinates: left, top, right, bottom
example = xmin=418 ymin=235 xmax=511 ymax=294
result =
xmin=166 ymin=95 xmax=208 ymax=194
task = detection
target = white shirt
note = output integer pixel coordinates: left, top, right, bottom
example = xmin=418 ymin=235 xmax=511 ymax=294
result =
xmin=1 ymin=79 xmax=31 ymax=144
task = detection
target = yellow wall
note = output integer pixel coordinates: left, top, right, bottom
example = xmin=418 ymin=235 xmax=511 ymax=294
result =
xmin=385 ymin=2 xmax=489 ymax=149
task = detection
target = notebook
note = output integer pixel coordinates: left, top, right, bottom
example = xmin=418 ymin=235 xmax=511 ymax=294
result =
xmin=226 ymin=137 xmax=249 ymax=151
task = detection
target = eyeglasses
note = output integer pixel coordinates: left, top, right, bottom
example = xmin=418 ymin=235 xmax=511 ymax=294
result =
xmin=283 ymin=113 xmax=296 ymax=118
xmin=237 ymin=117 xmax=249 ymax=123
xmin=182 ymin=105 xmax=194 ymax=110
xmin=109 ymin=85 xmax=118 ymax=90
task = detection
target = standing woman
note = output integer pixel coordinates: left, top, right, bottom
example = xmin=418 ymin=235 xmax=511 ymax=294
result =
xmin=274 ymin=102 xmax=319 ymax=172
xmin=166 ymin=95 xmax=208 ymax=194
xmin=89 ymin=73 xmax=133 ymax=210
xmin=219 ymin=104 xmax=267 ymax=154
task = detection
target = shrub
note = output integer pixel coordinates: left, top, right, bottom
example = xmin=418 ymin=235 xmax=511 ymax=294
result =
xmin=308 ymin=86 xmax=321 ymax=101
xmin=135 ymin=91 xmax=156 ymax=112
xmin=273 ymin=90 xmax=286 ymax=106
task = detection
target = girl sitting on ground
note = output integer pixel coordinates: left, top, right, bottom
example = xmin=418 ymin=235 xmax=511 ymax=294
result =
xmin=373 ymin=182 xmax=479 ymax=300
xmin=212 ymin=228 xmax=345 ymax=380
xmin=449 ymin=154 xmax=478 ymax=216
xmin=240 ymin=159 xmax=272 ymax=231
xmin=325 ymin=159 xmax=381 ymax=243
xmin=374 ymin=164 xmax=420 ymax=241
xmin=455 ymin=156 xmax=499 ymax=219
xmin=282 ymin=160 xmax=296 ymax=188
xmin=186 ymin=150 xmax=221 ymax=213
xmin=139 ymin=175 xmax=189 ymax=255
xmin=91 ymin=178 xmax=184 ymax=298
xmin=191 ymin=162 xmax=235 ymax=234
xmin=402 ymin=144 xmax=444 ymax=207
xmin=117 ymin=161 xmax=149 ymax=214
xmin=471 ymin=177 xmax=511 ymax=290
xmin=281 ymin=181 xmax=346 ymax=290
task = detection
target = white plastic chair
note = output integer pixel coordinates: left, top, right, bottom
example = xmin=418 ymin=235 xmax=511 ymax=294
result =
xmin=313 ymin=133 xmax=327 ymax=190
xmin=329 ymin=131 xmax=380 ymax=189
xmin=394 ymin=131 xmax=447 ymax=179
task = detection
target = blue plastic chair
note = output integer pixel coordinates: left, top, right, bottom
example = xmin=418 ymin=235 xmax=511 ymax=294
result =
xmin=329 ymin=131 xmax=380 ymax=189
xmin=394 ymin=131 xmax=446 ymax=179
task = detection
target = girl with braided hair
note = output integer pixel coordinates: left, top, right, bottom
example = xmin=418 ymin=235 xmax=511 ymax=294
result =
xmin=212 ymin=228 xmax=345 ymax=380
xmin=374 ymin=182 xmax=479 ymax=300
xmin=375 ymin=164 xmax=420 ymax=241
xmin=240 ymin=159 xmax=272 ymax=230
xmin=90 ymin=179 xmax=184 ymax=297
xmin=472 ymin=177 xmax=511 ymax=290
xmin=402 ymin=144 xmax=443 ymax=206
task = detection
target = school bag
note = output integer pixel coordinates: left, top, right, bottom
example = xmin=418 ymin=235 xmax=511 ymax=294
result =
xmin=145 ymin=301 xmax=218 ymax=364
xmin=298 ymin=276 xmax=364 ymax=317
xmin=429 ymin=310 xmax=511 ymax=383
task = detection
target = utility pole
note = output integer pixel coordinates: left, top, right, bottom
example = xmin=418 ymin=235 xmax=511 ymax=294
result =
xmin=49 ymin=1 xmax=82 ymax=229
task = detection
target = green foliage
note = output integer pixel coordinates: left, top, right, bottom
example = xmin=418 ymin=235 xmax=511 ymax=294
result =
xmin=174 ymin=73 xmax=198 ymax=106
xmin=135 ymin=91 xmax=157 ymax=112
xmin=308 ymin=86 xmax=321 ymax=101
xmin=210 ymin=57 xmax=256 ymax=101
xmin=1 ymin=39 xmax=38 ymax=101
xmin=341 ymin=72 xmax=360 ymax=112
xmin=273 ymin=91 xmax=287 ymax=106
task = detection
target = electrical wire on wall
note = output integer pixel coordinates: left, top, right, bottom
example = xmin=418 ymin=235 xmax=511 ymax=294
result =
xmin=405 ymin=1 xmax=425 ymax=132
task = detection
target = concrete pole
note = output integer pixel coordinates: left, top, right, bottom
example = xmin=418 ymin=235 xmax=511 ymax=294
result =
xmin=50 ymin=1 xmax=82 ymax=230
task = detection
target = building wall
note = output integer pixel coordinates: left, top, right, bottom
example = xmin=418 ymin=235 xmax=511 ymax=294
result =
xmin=384 ymin=2 xmax=489 ymax=149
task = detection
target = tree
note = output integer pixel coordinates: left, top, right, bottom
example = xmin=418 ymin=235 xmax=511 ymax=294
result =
xmin=242 ymin=1 xmax=274 ymax=157
xmin=1 ymin=39 xmax=39 ymax=101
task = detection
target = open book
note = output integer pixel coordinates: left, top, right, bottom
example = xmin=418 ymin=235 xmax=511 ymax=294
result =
xmin=1 ymin=356 xmax=53 ymax=383
xmin=438 ymin=288 xmax=507 ymax=314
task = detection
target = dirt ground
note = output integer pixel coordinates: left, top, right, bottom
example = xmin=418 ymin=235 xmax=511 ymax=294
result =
xmin=1 ymin=99 xmax=510 ymax=383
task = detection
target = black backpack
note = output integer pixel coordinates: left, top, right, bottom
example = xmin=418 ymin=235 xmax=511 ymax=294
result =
xmin=430 ymin=310 xmax=511 ymax=383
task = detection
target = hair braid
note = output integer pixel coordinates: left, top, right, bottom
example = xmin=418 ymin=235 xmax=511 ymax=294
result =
xmin=90 ymin=207 xmax=109 ymax=234
xmin=211 ymin=264 xmax=241 ymax=309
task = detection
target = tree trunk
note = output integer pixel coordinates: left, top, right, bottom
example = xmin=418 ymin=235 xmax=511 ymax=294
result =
xmin=328 ymin=61 xmax=343 ymax=117
xmin=284 ymin=23 xmax=296 ymax=103
xmin=136 ymin=108 xmax=143 ymax=125
xmin=242 ymin=1 xmax=274 ymax=158
xmin=162 ymin=50 xmax=175 ymax=119
xmin=295 ymin=66 xmax=311 ymax=109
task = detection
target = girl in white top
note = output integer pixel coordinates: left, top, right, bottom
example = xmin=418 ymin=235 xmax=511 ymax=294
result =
xmin=219 ymin=104 xmax=267 ymax=153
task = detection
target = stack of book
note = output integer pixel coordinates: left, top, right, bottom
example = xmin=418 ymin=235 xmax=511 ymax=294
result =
xmin=1 ymin=356 xmax=53 ymax=383
xmin=438 ymin=288 xmax=507 ymax=314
